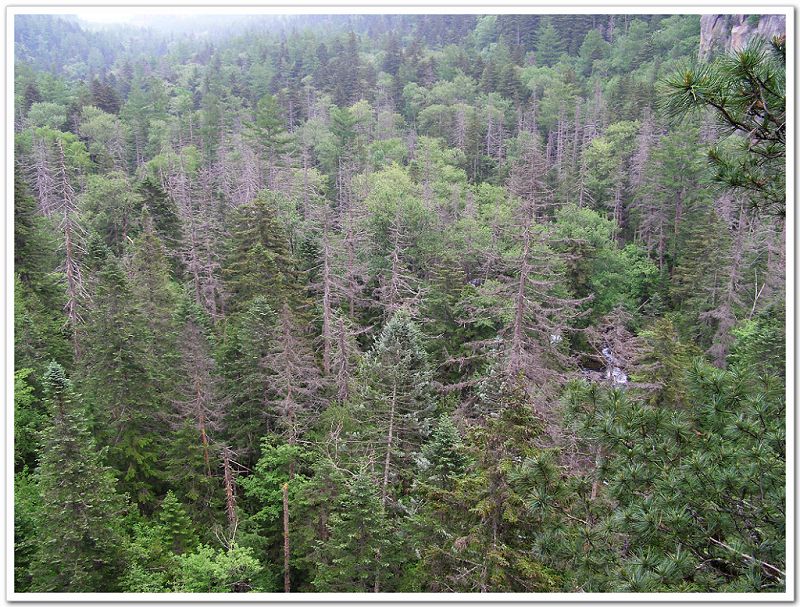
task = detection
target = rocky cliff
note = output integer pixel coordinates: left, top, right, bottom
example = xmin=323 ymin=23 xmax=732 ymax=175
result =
xmin=699 ymin=14 xmax=786 ymax=60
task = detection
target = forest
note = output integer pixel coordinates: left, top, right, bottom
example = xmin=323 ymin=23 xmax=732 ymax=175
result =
xmin=13 ymin=13 xmax=786 ymax=593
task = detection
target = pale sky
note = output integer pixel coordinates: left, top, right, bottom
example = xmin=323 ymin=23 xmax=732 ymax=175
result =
xmin=75 ymin=12 xmax=139 ymax=24
xmin=73 ymin=9 xmax=208 ymax=25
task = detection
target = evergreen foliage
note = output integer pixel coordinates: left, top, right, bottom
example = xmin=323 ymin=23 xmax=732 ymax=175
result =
xmin=30 ymin=362 xmax=128 ymax=592
xmin=661 ymin=37 xmax=786 ymax=215
xmin=12 ymin=13 xmax=785 ymax=595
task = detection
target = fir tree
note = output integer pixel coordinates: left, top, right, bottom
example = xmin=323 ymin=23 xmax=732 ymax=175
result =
xmin=157 ymin=491 xmax=198 ymax=555
xmin=414 ymin=380 xmax=561 ymax=592
xmin=310 ymin=472 xmax=397 ymax=592
xmin=535 ymin=18 xmax=565 ymax=67
xmin=219 ymin=297 xmax=279 ymax=466
xmin=30 ymin=362 xmax=128 ymax=592
xmin=14 ymin=165 xmax=69 ymax=374
xmin=417 ymin=415 xmax=469 ymax=490
xmin=355 ymin=310 xmax=437 ymax=505
xmin=246 ymin=94 xmax=292 ymax=188
xmin=79 ymin=243 xmax=164 ymax=505
xmin=222 ymin=192 xmax=300 ymax=313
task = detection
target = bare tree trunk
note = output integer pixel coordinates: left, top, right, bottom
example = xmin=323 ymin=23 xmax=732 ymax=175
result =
xmin=345 ymin=224 xmax=358 ymax=319
xmin=301 ymin=146 xmax=311 ymax=218
xmin=63 ymin=215 xmax=82 ymax=360
xmin=321 ymin=228 xmax=333 ymax=376
xmin=381 ymin=382 xmax=397 ymax=506
xmin=555 ymin=105 xmax=566 ymax=177
xmin=571 ymin=105 xmax=581 ymax=173
xmin=612 ymin=180 xmax=624 ymax=244
xmin=282 ymin=482 xmax=291 ymax=593
xmin=374 ymin=549 xmax=381 ymax=593
xmin=762 ymin=220 xmax=785 ymax=302
xmin=31 ymin=135 xmax=56 ymax=217
xmin=508 ymin=227 xmax=531 ymax=378
xmin=335 ymin=316 xmax=350 ymax=401
xmin=388 ymin=230 xmax=402 ymax=313
xmin=199 ymin=409 xmax=211 ymax=476
xmin=134 ymin=130 xmax=145 ymax=172
xmin=55 ymin=139 xmax=84 ymax=360
xmin=222 ymin=446 xmax=238 ymax=527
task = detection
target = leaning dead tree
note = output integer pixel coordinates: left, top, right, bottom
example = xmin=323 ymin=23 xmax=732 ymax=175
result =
xmin=174 ymin=309 xmax=221 ymax=477
xmin=54 ymin=138 xmax=87 ymax=359
xmin=159 ymin=151 xmax=224 ymax=321
xmin=261 ymin=303 xmax=324 ymax=452
xmin=28 ymin=133 xmax=58 ymax=217
xmin=220 ymin=445 xmax=239 ymax=529
xmin=307 ymin=201 xmax=369 ymax=380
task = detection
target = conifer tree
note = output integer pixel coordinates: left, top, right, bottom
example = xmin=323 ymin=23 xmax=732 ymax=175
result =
xmin=222 ymin=192 xmax=300 ymax=313
xmin=14 ymin=469 xmax=39 ymax=592
xmin=355 ymin=310 xmax=436 ymax=504
xmin=219 ymin=297 xmax=278 ymax=465
xmin=127 ymin=209 xmax=180 ymax=382
xmin=310 ymin=471 xmax=397 ymax=592
xmin=10 ymin=14 xmax=787 ymax=595
xmin=414 ymin=379 xmax=560 ymax=592
xmin=79 ymin=243 xmax=164 ymax=505
xmin=566 ymin=361 xmax=785 ymax=591
xmin=240 ymin=439 xmax=313 ymax=592
xmin=14 ymin=165 xmax=69 ymax=373
xmin=247 ymin=94 xmax=292 ymax=188
xmin=535 ymin=18 xmax=565 ymax=67
xmin=30 ymin=362 xmax=127 ymax=592
xmin=157 ymin=490 xmax=198 ymax=555
xmin=416 ymin=415 xmax=469 ymax=490
xmin=80 ymin=172 xmax=141 ymax=255
xmin=661 ymin=36 xmax=785 ymax=215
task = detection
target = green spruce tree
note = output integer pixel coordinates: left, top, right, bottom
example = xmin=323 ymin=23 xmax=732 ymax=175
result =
xmin=30 ymin=362 xmax=128 ymax=592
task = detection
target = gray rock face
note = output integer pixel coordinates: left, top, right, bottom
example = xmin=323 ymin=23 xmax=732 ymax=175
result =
xmin=699 ymin=14 xmax=785 ymax=60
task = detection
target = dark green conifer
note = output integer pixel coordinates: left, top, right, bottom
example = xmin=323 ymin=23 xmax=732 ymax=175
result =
xmin=30 ymin=362 xmax=127 ymax=592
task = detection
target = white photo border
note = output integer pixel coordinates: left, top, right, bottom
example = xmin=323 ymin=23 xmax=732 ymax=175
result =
xmin=4 ymin=2 xmax=795 ymax=603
